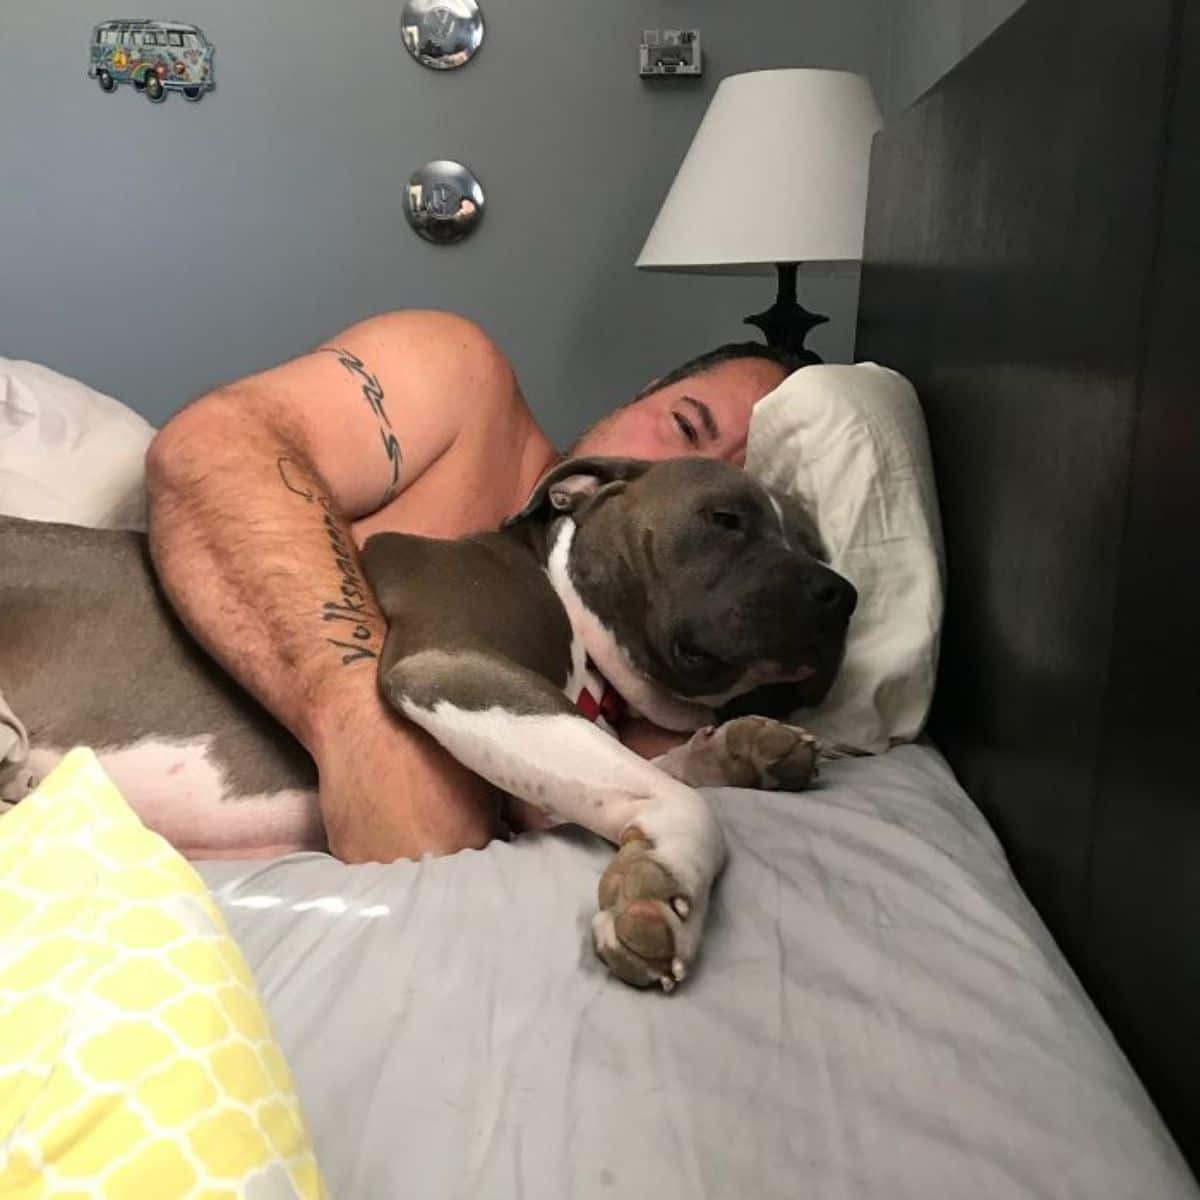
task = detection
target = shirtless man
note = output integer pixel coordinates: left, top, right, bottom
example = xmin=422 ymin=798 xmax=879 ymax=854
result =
xmin=144 ymin=310 xmax=796 ymax=863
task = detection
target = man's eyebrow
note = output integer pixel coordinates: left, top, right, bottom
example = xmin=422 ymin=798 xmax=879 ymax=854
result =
xmin=680 ymin=395 xmax=719 ymax=440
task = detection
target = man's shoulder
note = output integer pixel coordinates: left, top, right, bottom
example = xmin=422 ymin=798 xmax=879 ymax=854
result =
xmin=347 ymin=333 xmax=558 ymax=542
xmin=350 ymin=423 xmax=555 ymax=542
xmin=342 ymin=309 xmax=509 ymax=376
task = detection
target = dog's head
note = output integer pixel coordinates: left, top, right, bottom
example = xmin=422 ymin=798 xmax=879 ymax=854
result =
xmin=508 ymin=456 xmax=856 ymax=712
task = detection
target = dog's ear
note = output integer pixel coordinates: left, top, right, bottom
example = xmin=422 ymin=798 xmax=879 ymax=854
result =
xmin=503 ymin=457 xmax=650 ymax=526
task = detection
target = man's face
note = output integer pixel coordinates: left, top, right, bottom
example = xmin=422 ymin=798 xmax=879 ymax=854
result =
xmin=570 ymin=356 xmax=788 ymax=466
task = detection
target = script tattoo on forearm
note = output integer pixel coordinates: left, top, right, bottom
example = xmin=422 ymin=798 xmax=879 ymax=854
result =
xmin=317 ymin=345 xmax=403 ymax=504
xmin=277 ymin=456 xmax=379 ymax=666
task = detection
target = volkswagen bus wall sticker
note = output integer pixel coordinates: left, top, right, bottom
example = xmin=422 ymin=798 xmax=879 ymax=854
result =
xmin=89 ymin=19 xmax=215 ymax=103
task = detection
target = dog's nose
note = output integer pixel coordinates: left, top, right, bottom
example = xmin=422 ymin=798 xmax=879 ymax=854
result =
xmin=805 ymin=568 xmax=857 ymax=620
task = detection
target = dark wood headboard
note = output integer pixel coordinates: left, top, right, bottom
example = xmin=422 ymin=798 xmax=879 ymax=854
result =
xmin=855 ymin=0 xmax=1199 ymax=1170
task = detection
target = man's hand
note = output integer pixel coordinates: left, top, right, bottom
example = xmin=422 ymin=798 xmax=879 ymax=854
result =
xmin=314 ymin=691 xmax=497 ymax=862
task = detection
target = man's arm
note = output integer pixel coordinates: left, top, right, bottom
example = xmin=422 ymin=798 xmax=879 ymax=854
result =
xmin=145 ymin=310 xmax=536 ymax=860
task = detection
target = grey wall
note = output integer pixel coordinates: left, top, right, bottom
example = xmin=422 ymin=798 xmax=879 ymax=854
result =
xmin=0 ymin=2 xmax=1022 ymax=446
xmin=881 ymin=0 xmax=1027 ymax=112
xmin=0 ymin=2 xmax=887 ymax=446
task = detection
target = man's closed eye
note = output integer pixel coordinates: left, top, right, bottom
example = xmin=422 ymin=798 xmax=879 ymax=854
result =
xmin=673 ymin=411 xmax=699 ymax=447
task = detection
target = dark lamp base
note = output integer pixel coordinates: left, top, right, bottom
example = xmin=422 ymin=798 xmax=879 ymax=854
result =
xmin=743 ymin=262 xmax=828 ymax=365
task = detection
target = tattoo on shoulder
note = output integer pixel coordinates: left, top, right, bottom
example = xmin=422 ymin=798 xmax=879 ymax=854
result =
xmin=317 ymin=345 xmax=403 ymax=505
xmin=276 ymin=455 xmax=380 ymax=667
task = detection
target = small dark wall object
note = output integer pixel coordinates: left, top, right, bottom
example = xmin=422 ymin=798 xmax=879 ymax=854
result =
xmin=744 ymin=263 xmax=828 ymax=365
xmin=89 ymin=18 xmax=215 ymax=103
xmin=639 ymin=30 xmax=702 ymax=77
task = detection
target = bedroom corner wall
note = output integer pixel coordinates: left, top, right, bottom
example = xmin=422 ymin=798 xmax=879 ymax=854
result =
xmin=882 ymin=0 xmax=1028 ymax=112
xmin=0 ymin=2 xmax=885 ymax=444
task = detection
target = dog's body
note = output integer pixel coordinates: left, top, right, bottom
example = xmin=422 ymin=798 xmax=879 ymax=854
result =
xmin=0 ymin=456 xmax=855 ymax=988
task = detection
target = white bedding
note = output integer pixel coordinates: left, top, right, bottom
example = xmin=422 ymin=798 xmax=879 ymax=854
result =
xmin=0 ymin=357 xmax=154 ymax=530
xmin=198 ymin=745 xmax=1197 ymax=1199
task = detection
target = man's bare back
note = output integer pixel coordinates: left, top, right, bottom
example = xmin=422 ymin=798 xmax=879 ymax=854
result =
xmin=144 ymin=309 xmax=793 ymax=862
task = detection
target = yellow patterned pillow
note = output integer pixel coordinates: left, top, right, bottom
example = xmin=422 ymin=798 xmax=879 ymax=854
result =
xmin=0 ymin=748 xmax=326 ymax=1198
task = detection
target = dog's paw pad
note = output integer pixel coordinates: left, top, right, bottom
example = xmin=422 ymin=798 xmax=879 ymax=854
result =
xmin=593 ymin=837 xmax=693 ymax=990
xmin=615 ymin=899 xmax=674 ymax=961
xmin=720 ymin=715 xmax=820 ymax=792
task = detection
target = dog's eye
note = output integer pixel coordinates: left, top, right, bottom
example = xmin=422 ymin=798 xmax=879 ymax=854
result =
xmin=708 ymin=509 xmax=743 ymax=532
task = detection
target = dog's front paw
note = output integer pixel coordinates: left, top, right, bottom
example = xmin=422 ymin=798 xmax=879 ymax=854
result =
xmin=592 ymin=833 xmax=702 ymax=992
xmin=714 ymin=715 xmax=820 ymax=791
xmin=661 ymin=716 xmax=820 ymax=791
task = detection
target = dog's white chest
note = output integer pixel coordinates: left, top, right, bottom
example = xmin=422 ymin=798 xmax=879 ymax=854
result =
xmin=544 ymin=522 xmax=711 ymax=733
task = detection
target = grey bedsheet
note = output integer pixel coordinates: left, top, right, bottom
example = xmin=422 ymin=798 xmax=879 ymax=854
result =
xmin=198 ymin=745 xmax=1197 ymax=1199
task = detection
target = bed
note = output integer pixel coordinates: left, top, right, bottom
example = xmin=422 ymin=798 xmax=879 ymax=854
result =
xmin=198 ymin=745 xmax=1193 ymax=1197
xmin=3 ymin=0 xmax=1198 ymax=1193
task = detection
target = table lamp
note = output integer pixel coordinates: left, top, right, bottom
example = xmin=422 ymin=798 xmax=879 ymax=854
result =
xmin=636 ymin=69 xmax=883 ymax=364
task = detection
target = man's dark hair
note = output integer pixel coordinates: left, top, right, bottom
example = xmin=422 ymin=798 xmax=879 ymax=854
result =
xmin=635 ymin=341 xmax=803 ymax=402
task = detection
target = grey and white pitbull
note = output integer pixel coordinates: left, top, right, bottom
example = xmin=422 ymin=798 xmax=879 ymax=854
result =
xmin=0 ymin=456 xmax=856 ymax=990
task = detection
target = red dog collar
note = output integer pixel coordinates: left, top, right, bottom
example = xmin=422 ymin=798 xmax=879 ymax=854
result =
xmin=574 ymin=660 xmax=626 ymax=731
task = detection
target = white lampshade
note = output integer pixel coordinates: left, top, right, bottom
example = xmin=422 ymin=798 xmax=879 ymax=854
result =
xmin=636 ymin=69 xmax=883 ymax=277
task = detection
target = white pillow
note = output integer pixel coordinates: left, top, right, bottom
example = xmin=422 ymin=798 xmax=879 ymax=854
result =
xmin=0 ymin=358 xmax=155 ymax=531
xmin=745 ymin=363 xmax=944 ymax=756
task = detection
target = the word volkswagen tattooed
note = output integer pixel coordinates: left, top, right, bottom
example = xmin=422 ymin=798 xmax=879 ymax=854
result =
xmin=277 ymin=456 xmax=380 ymax=666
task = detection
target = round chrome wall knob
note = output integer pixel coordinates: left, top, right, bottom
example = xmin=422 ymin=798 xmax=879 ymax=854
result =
xmin=400 ymin=0 xmax=484 ymax=70
xmin=404 ymin=160 xmax=485 ymax=244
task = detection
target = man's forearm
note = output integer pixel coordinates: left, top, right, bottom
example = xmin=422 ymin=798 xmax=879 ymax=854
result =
xmin=145 ymin=406 xmax=383 ymax=755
